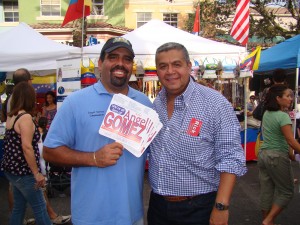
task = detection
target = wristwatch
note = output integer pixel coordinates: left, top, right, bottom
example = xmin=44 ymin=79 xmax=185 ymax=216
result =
xmin=215 ymin=202 xmax=229 ymax=211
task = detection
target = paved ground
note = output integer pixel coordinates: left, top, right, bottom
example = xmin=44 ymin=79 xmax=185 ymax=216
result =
xmin=1 ymin=161 xmax=300 ymax=225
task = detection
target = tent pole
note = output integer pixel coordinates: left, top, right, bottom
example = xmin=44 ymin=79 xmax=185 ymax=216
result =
xmin=81 ymin=3 xmax=85 ymax=59
xmin=198 ymin=3 xmax=200 ymax=36
xmin=243 ymin=44 xmax=248 ymax=162
xmin=294 ymin=68 xmax=299 ymax=136
xmin=244 ymin=77 xmax=248 ymax=160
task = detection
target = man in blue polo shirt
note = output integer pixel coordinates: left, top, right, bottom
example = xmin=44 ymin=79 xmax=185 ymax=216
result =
xmin=43 ymin=37 xmax=152 ymax=225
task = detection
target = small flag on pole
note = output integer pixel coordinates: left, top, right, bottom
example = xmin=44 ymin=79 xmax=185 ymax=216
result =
xmin=192 ymin=4 xmax=200 ymax=35
xmin=230 ymin=0 xmax=250 ymax=46
xmin=240 ymin=46 xmax=261 ymax=71
xmin=61 ymin=0 xmax=92 ymax=27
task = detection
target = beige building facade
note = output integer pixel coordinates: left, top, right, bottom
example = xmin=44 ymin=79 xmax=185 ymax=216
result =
xmin=125 ymin=0 xmax=194 ymax=30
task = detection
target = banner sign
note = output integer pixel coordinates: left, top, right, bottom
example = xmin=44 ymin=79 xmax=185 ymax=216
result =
xmin=56 ymin=57 xmax=81 ymax=108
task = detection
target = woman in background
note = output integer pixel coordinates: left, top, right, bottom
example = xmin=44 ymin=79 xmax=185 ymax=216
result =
xmin=258 ymin=84 xmax=300 ymax=225
xmin=0 ymin=82 xmax=51 ymax=225
xmin=42 ymin=91 xmax=57 ymax=130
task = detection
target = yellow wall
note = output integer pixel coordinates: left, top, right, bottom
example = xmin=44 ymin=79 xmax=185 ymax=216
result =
xmin=125 ymin=0 xmax=194 ymax=30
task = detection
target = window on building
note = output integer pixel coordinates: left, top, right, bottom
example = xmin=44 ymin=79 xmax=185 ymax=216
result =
xmin=137 ymin=12 xmax=152 ymax=28
xmin=41 ymin=0 xmax=61 ymax=16
xmin=163 ymin=13 xmax=177 ymax=27
xmin=91 ymin=0 xmax=104 ymax=15
xmin=3 ymin=0 xmax=19 ymax=22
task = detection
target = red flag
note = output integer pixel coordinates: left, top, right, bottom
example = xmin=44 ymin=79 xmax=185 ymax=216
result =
xmin=61 ymin=0 xmax=91 ymax=27
xmin=230 ymin=0 xmax=250 ymax=46
xmin=193 ymin=4 xmax=200 ymax=35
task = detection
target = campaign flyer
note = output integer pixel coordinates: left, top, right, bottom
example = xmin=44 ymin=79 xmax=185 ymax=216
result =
xmin=99 ymin=94 xmax=162 ymax=157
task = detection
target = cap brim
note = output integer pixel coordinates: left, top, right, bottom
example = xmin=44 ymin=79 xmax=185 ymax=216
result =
xmin=105 ymin=45 xmax=135 ymax=57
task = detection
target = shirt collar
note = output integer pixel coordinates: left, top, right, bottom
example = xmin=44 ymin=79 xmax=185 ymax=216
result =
xmin=93 ymin=81 xmax=138 ymax=99
xmin=159 ymin=77 xmax=196 ymax=107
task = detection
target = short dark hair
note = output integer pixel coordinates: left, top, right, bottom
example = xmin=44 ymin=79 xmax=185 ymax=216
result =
xmin=155 ymin=42 xmax=190 ymax=64
xmin=38 ymin=116 xmax=48 ymax=130
xmin=12 ymin=68 xmax=32 ymax=85
xmin=272 ymin=68 xmax=286 ymax=83
xmin=265 ymin=84 xmax=289 ymax=111
xmin=8 ymin=81 xmax=36 ymax=117
xmin=99 ymin=37 xmax=134 ymax=62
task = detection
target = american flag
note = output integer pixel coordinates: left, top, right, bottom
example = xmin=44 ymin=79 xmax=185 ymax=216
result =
xmin=230 ymin=0 xmax=250 ymax=46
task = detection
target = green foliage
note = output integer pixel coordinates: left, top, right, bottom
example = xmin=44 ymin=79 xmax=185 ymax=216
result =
xmin=185 ymin=0 xmax=235 ymax=37
xmin=185 ymin=0 xmax=300 ymax=44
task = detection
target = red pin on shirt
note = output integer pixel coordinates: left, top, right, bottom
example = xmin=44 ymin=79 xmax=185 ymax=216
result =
xmin=187 ymin=118 xmax=202 ymax=136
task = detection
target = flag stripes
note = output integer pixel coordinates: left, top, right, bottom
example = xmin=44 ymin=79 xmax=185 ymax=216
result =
xmin=61 ymin=0 xmax=91 ymax=27
xmin=240 ymin=46 xmax=261 ymax=71
xmin=230 ymin=0 xmax=250 ymax=46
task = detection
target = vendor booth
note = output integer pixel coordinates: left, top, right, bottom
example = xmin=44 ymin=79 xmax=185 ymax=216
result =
xmin=255 ymin=35 xmax=300 ymax=121
xmin=247 ymin=34 xmax=300 ymax=161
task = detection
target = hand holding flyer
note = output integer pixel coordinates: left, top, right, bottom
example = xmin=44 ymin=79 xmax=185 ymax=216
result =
xmin=99 ymin=94 xmax=162 ymax=157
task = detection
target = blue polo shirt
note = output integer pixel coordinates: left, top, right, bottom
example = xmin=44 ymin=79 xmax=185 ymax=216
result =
xmin=44 ymin=81 xmax=152 ymax=225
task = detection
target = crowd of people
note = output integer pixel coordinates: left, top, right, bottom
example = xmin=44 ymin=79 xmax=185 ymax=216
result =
xmin=0 ymin=36 xmax=298 ymax=225
xmin=0 ymin=69 xmax=70 ymax=225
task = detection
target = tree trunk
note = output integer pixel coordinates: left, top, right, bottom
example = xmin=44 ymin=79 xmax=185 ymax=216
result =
xmin=72 ymin=18 xmax=87 ymax=47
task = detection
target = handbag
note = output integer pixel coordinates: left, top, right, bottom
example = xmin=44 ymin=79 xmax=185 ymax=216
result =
xmin=247 ymin=116 xmax=261 ymax=128
xmin=253 ymin=101 xmax=265 ymax=121
xmin=255 ymin=129 xmax=263 ymax=157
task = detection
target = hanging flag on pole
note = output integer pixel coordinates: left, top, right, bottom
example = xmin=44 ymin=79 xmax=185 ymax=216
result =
xmin=192 ymin=4 xmax=200 ymax=35
xmin=230 ymin=0 xmax=250 ymax=46
xmin=240 ymin=46 xmax=261 ymax=71
xmin=61 ymin=0 xmax=92 ymax=27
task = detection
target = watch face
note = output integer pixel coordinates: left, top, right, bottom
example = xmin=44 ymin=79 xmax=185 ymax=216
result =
xmin=215 ymin=203 xmax=229 ymax=210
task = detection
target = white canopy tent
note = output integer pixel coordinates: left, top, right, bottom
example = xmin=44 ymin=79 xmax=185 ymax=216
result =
xmin=76 ymin=20 xmax=246 ymax=68
xmin=0 ymin=23 xmax=79 ymax=72
xmin=123 ymin=20 xmax=245 ymax=55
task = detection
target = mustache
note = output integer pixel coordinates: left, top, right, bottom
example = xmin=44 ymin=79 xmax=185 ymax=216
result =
xmin=110 ymin=65 xmax=129 ymax=74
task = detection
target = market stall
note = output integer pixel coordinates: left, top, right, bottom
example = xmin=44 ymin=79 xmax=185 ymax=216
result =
xmin=255 ymin=34 xmax=300 ymax=135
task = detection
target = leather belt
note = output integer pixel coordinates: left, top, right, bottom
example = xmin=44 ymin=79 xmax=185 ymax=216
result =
xmin=163 ymin=195 xmax=195 ymax=202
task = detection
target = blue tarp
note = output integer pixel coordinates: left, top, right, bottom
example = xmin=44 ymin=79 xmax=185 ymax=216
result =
xmin=256 ymin=34 xmax=300 ymax=72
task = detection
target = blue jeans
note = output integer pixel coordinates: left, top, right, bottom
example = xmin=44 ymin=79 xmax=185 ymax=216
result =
xmin=5 ymin=172 xmax=52 ymax=225
xmin=147 ymin=191 xmax=216 ymax=225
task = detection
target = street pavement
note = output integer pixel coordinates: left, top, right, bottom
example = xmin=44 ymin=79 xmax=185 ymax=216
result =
xmin=1 ymin=161 xmax=300 ymax=225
